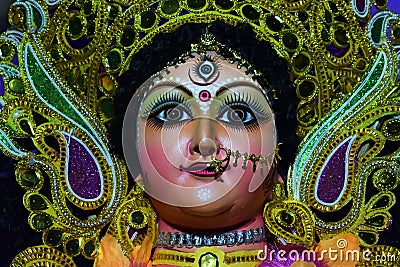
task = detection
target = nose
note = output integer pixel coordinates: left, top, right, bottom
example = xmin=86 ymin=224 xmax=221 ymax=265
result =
xmin=198 ymin=138 xmax=217 ymax=156
xmin=188 ymin=118 xmax=219 ymax=157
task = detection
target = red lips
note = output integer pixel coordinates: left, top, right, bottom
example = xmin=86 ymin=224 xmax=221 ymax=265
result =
xmin=179 ymin=162 xmax=217 ymax=177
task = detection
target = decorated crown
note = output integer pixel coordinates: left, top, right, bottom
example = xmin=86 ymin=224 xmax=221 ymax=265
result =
xmin=1 ymin=0 xmax=400 ymax=266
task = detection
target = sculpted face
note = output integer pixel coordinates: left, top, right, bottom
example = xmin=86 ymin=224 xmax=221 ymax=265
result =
xmin=123 ymin=52 xmax=277 ymax=230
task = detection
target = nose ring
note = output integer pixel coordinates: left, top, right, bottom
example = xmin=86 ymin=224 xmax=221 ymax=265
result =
xmin=208 ymin=145 xmax=231 ymax=177
xmin=199 ymin=138 xmax=217 ymax=157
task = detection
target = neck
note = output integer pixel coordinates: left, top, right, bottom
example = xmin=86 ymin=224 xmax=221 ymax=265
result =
xmin=155 ymin=214 xmax=267 ymax=253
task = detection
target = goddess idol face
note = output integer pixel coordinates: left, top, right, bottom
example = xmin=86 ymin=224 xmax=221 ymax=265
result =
xmin=123 ymin=52 xmax=277 ymax=230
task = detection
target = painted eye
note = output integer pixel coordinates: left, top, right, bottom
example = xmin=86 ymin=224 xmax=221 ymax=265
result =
xmin=218 ymin=106 xmax=256 ymax=125
xmin=156 ymin=106 xmax=191 ymax=122
xmin=197 ymin=60 xmax=216 ymax=81
xmin=200 ymin=62 xmax=213 ymax=76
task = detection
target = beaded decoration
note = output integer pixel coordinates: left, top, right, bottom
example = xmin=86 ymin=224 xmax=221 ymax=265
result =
xmin=0 ymin=0 xmax=400 ymax=265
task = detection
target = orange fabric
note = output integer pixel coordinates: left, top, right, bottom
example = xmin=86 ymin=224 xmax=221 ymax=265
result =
xmin=95 ymin=234 xmax=153 ymax=267
xmin=290 ymin=259 xmax=316 ymax=267
xmin=130 ymin=236 xmax=153 ymax=267
xmin=315 ymin=233 xmax=360 ymax=267
xmin=96 ymin=234 xmax=130 ymax=267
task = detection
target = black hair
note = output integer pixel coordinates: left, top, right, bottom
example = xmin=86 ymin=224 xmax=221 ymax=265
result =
xmin=112 ymin=21 xmax=300 ymax=178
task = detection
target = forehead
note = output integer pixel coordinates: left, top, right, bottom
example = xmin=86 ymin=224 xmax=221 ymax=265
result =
xmin=163 ymin=53 xmax=255 ymax=85
xmin=144 ymin=53 xmax=267 ymax=102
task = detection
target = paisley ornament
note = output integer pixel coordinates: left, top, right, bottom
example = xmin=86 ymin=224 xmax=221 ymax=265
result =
xmin=11 ymin=246 xmax=76 ymax=267
xmin=263 ymin=199 xmax=315 ymax=247
xmin=63 ymin=133 xmax=103 ymax=201
xmin=315 ymin=135 xmax=356 ymax=206
xmin=0 ymin=0 xmax=399 ymax=265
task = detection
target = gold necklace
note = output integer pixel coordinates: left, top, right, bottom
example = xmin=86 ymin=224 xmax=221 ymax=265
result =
xmin=153 ymin=246 xmax=261 ymax=267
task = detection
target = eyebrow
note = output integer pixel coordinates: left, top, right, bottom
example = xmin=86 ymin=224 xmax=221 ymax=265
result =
xmin=152 ymin=81 xmax=193 ymax=97
xmin=215 ymin=81 xmax=262 ymax=97
xmin=152 ymin=81 xmax=261 ymax=98
xmin=175 ymin=85 xmax=193 ymax=97
xmin=215 ymin=86 xmax=229 ymax=97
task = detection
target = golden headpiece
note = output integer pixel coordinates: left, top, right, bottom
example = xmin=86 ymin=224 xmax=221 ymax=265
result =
xmin=0 ymin=0 xmax=399 ymax=265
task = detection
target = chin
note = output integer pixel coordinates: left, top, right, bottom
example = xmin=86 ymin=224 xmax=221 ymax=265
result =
xmin=150 ymin=190 xmax=266 ymax=231
xmin=179 ymin=202 xmax=233 ymax=217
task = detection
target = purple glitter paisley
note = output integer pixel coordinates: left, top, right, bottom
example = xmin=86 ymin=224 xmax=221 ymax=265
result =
xmin=64 ymin=133 xmax=102 ymax=200
xmin=316 ymin=136 xmax=354 ymax=204
xmin=0 ymin=75 xmax=4 ymax=96
xmin=355 ymin=0 xmax=366 ymax=13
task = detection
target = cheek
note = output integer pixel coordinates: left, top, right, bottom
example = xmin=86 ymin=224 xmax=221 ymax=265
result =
xmin=259 ymin=122 xmax=276 ymax=156
xmin=145 ymin=133 xmax=167 ymax=167
xmin=137 ymin=124 xmax=188 ymax=178
xmin=225 ymin=122 xmax=275 ymax=156
xmin=223 ymin=122 xmax=275 ymax=192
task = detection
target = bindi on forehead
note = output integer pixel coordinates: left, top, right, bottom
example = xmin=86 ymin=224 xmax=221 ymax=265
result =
xmin=199 ymin=90 xmax=211 ymax=102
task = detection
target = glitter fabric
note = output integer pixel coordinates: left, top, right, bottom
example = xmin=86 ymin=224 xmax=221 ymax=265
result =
xmin=11 ymin=53 xmax=19 ymax=66
xmin=293 ymin=53 xmax=385 ymax=184
xmin=1 ymin=0 xmax=399 ymax=264
xmin=66 ymin=134 xmax=101 ymax=200
xmin=0 ymin=132 xmax=13 ymax=153
xmin=26 ymin=46 xmax=91 ymax=134
xmin=316 ymin=138 xmax=351 ymax=203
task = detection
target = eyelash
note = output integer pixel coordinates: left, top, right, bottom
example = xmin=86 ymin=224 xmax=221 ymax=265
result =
xmin=221 ymin=93 xmax=270 ymax=117
xmin=142 ymin=91 xmax=271 ymax=131
xmin=219 ymin=93 xmax=272 ymax=131
xmin=143 ymin=93 xmax=191 ymax=130
xmin=143 ymin=92 xmax=187 ymax=116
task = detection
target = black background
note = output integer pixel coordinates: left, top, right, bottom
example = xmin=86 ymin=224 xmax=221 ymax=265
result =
xmin=0 ymin=0 xmax=399 ymax=266
xmin=0 ymin=0 xmax=13 ymax=33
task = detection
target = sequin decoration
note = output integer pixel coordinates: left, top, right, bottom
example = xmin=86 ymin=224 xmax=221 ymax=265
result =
xmin=291 ymin=50 xmax=387 ymax=199
xmin=0 ymin=0 xmax=398 ymax=264
xmin=25 ymin=44 xmax=92 ymax=135
xmin=315 ymin=136 xmax=356 ymax=205
xmin=0 ymin=128 xmax=27 ymax=157
xmin=64 ymin=133 xmax=102 ymax=200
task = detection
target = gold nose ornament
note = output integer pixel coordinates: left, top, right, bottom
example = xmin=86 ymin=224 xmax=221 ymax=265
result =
xmin=208 ymin=145 xmax=280 ymax=176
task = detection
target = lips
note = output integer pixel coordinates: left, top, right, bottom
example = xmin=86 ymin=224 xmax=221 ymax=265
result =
xmin=190 ymin=168 xmax=217 ymax=177
xmin=179 ymin=162 xmax=217 ymax=177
